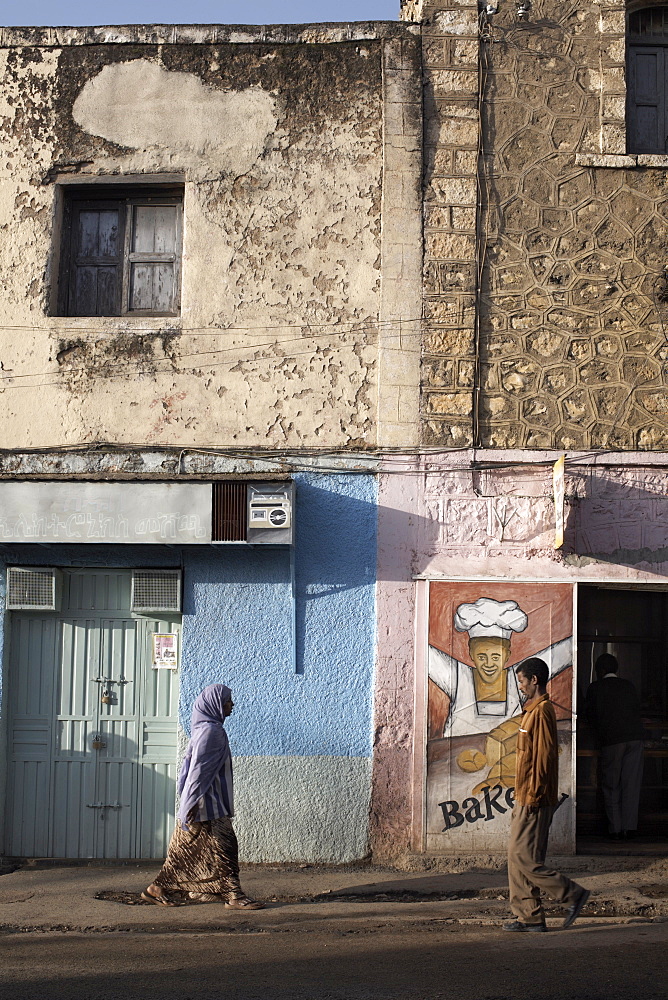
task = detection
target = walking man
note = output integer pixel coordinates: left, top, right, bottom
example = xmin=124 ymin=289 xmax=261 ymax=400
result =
xmin=503 ymin=657 xmax=590 ymax=932
xmin=585 ymin=652 xmax=644 ymax=840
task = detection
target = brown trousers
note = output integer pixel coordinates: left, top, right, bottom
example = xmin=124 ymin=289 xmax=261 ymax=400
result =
xmin=507 ymin=805 xmax=582 ymax=924
xmin=600 ymin=740 xmax=644 ymax=835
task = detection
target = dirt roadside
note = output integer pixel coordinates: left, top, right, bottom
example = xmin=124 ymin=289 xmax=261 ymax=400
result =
xmin=0 ymin=854 xmax=667 ymax=933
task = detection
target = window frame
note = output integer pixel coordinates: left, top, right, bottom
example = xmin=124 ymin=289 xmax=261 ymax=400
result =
xmin=627 ymin=6 xmax=668 ymax=154
xmin=57 ymin=185 xmax=184 ymax=318
xmin=627 ymin=40 xmax=667 ymax=154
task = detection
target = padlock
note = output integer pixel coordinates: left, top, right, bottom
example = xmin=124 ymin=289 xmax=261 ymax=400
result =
xmin=92 ymin=735 xmax=106 ymax=750
xmin=101 ymin=689 xmax=112 ymax=705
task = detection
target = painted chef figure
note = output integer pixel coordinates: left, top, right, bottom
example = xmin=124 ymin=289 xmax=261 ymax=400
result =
xmin=429 ymin=597 xmax=571 ymax=793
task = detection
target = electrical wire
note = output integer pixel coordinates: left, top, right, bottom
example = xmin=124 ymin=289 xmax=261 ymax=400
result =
xmin=0 ymin=320 xmax=424 ymax=389
xmin=0 ymin=316 xmax=424 ymax=335
xmin=0 ymin=438 xmax=650 ymax=477
xmin=474 ymin=7 xmax=494 ymax=449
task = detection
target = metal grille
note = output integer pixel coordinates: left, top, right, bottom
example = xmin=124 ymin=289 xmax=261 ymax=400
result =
xmin=212 ymin=482 xmax=247 ymax=542
xmin=7 ymin=567 xmax=58 ymax=609
xmin=629 ymin=7 xmax=668 ymax=38
xmin=131 ymin=570 xmax=181 ymax=612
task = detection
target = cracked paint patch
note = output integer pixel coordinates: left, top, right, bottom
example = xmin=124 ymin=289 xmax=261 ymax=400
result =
xmin=73 ymin=60 xmax=278 ymax=175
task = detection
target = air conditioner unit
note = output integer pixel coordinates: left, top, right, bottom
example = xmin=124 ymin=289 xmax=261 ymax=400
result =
xmin=131 ymin=569 xmax=182 ymax=612
xmin=247 ymin=482 xmax=294 ymax=545
xmin=7 ymin=567 xmax=62 ymax=610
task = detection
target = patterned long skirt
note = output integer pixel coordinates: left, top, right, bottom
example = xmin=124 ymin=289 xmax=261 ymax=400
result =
xmin=153 ymin=817 xmax=243 ymax=899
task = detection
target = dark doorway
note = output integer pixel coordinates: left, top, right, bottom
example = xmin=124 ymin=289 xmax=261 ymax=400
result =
xmin=576 ymin=585 xmax=668 ymax=851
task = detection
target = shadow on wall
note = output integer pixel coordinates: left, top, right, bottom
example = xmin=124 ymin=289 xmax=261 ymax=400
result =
xmin=295 ymin=480 xmax=439 ymax=588
xmin=563 ymin=471 xmax=668 ymax=574
xmin=291 ymin=480 xmax=438 ymax=675
xmin=372 ymin=467 xmax=668 ymax=579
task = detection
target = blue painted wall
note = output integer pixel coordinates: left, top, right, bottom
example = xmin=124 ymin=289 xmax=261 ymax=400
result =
xmin=180 ymin=472 xmax=378 ymax=758
xmin=0 ymin=472 xmax=378 ymax=762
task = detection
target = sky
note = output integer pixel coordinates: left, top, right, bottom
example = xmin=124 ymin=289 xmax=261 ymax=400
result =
xmin=2 ymin=1 xmax=400 ymax=26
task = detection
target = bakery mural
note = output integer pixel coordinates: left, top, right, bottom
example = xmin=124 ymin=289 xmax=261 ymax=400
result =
xmin=426 ymin=582 xmax=574 ymax=851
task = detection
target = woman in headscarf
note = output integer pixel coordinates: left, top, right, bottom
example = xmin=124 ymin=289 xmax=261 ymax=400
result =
xmin=142 ymin=683 xmax=264 ymax=908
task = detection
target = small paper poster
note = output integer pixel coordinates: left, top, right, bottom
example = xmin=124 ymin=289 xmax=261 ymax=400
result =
xmin=152 ymin=632 xmax=178 ymax=669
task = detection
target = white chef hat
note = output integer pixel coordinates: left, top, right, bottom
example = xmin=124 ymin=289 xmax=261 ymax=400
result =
xmin=454 ymin=597 xmax=528 ymax=640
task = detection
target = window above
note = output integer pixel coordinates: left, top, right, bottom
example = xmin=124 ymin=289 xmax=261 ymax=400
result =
xmin=628 ymin=6 xmax=668 ymax=154
xmin=629 ymin=5 xmax=668 ymax=38
xmin=57 ymin=185 xmax=183 ymax=317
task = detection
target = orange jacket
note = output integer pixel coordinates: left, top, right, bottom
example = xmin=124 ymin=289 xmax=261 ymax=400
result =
xmin=514 ymin=694 xmax=559 ymax=809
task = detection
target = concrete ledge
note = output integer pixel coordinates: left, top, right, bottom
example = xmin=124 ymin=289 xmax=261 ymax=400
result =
xmin=575 ymin=153 xmax=668 ymax=168
xmin=420 ymin=449 xmax=668 ymax=468
xmin=0 ymin=22 xmax=420 ymax=48
xmin=575 ymin=154 xmax=638 ymax=168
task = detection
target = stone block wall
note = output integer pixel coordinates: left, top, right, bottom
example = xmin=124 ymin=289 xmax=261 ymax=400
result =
xmin=404 ymin=0 xmax=668 ymax=451
xmin=417 ymin=2 xmax=480 ymax=448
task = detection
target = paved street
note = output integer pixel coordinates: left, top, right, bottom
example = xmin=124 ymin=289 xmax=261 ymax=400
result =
xmin=1 ymin=921 xmax=666 ymax=1000
xmin=1 ymin=860 xmax=666 ymax=999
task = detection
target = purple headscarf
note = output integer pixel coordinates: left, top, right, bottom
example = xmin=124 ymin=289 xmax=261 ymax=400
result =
xmin=177 ymin=684 xmax=233 ymax=829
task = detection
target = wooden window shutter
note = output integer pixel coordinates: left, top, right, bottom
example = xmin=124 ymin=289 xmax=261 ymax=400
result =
xmin=58 ymin=186 xmax=183 ymax=318
xmin=127 ymin=203 xmax=181 ymax=313
xmin=628 ymin=45 xmax=667 ymax=153
xmin=69 ymin=205 xmax=123 ymax=316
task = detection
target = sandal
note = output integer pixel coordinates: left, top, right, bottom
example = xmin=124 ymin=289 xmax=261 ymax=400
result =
xmin=225 ymin=896 xmax=265 ymax=910
xmin=141 ymin=888 xmax=183 ymax=907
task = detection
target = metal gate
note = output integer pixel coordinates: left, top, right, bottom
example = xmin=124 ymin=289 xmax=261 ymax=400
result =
xmin=4 ymin=569 xmax=180 ymax=858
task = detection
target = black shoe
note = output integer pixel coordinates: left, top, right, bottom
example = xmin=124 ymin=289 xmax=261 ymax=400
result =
xmin=607 ymin=831 xmax=623 ymax=841
xmin=624 ymin=829 xmax=638 ymax=840
xmin=562 ymin=887 xmax=590 ymax=929
xmin=502 ymin=919 xmax=547 ymax=932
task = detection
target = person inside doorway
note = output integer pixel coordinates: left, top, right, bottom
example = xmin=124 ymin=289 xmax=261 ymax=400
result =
xmin=143 ymin=684 xmax=264 ymax=908
xmin=585 ymin=653 xmax=644 ymax=841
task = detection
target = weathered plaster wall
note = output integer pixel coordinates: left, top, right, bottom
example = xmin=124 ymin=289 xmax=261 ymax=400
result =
xmin=372 ymin=460 xmax=420 ymax=859
xmin=0 ymin=470 xmax=378 ymax=861
xmin=71 ymin=60 xmax=278 ymax=171
xmin=403 ymin=1 xmax=668 ymax=451
xmin=0 ymin=24 xmax=421 ymax=452
xmin=372 ymin=452 xmax=668 ymax=858
xmin=233 ymin=756 xmax=372 ymax=862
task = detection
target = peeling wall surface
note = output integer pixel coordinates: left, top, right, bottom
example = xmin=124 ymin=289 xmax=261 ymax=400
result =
xmin=0 ymin=24 xmax=421 ymax=451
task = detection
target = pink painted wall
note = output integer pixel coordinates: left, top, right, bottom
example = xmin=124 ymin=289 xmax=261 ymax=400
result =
xmin=372 ymin=454 xmax=668 ymax=859
xmin=371 ymin=461 xmax=421 ymax=859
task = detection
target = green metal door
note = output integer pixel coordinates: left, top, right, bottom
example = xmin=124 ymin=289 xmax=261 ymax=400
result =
xmin=4 ymin=570 xmax=179 ymax=858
